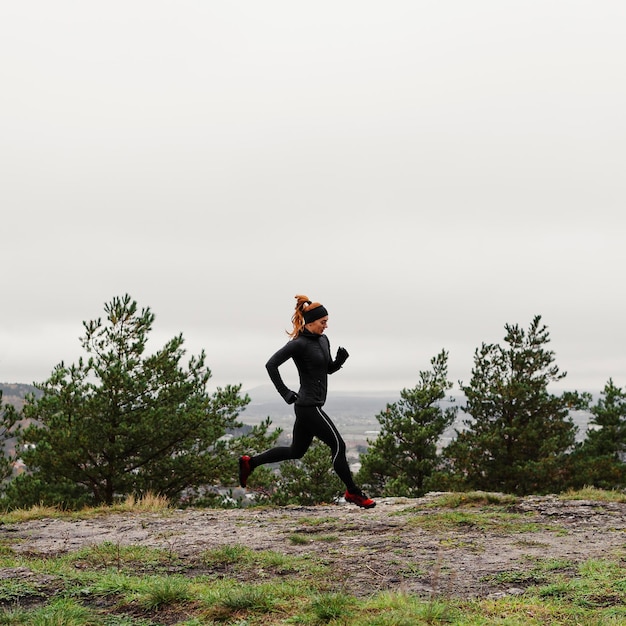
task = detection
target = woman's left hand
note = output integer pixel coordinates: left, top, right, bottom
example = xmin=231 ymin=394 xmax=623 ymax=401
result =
xmin=336 ymin=347 xmax=349 ymax=365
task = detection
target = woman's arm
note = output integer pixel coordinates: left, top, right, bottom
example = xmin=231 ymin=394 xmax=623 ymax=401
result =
xmin=324 ymin=335 xmax=349 ymax=375
xmin=266 ymin=342 xmax=299 ymax=403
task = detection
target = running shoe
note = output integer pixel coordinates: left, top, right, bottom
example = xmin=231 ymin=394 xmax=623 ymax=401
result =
xmin=345 ymin=489 xmax=376 ymax=509
xmin=238 ymin=455 xmax=252 ymax=487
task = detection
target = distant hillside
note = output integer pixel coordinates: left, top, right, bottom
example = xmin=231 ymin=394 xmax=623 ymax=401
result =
xmin=241 ymin=385 xmax=593 ymax=446
xmin=0 ymin=383 xmax=41 ymax=411
xmin=241 ymin=385 xmax=400 ymax=433
xmin=1 ymin=382 xmax=592 ymax=444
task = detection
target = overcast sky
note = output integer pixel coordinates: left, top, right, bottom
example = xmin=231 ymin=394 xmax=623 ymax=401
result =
xmin=2 ymin=1 xmax=624 ymax=397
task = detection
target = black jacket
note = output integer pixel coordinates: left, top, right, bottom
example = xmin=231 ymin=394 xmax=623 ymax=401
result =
xmin=266 ymin=330 xmax=345 ymax=406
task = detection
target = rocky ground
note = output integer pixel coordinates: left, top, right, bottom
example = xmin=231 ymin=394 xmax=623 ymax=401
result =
xmin=3 ymin=494 xmax=626 ymax=601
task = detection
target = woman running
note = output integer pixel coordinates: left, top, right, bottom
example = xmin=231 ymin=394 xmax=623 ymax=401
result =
xmin=239 ymin=294 xmax=375 ymax=508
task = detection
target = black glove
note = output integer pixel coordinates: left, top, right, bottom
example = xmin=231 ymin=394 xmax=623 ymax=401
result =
xmin=284 ymin=390 xmax=299 ymax=404
xmin=335 ymin=347 xmax=349 ymax=366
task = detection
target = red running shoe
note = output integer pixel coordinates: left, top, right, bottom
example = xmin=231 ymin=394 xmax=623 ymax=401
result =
xmin=239 ymin=455 xmax=252 ymax=487
xmin=345 ymin=490 xmax=376 ymax=509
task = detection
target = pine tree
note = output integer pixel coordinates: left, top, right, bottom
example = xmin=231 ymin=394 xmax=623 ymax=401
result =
xmin=0 ymin=390 xmax=21 ymax=484
xmin=444 ymin=316 xmax=589 ymax=495
xmin=357 ymin=350 xmax=457 ymax=497
xmin=571 ymin=379 xmax=626 ymax=489
xmin=12 ymin=294 xmax=276 ymax=507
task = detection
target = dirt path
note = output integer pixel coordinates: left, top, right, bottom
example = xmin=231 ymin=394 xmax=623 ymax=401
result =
xmin=4 ymin=494 xmax=626 ymax=599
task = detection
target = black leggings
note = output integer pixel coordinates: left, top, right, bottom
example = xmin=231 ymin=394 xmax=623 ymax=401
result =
xmin=250 ymin=405 xmax=357 ymax=493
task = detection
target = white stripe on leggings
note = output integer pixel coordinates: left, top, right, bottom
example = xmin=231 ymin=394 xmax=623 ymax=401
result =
xmin=315 ymin=406 xmax=341 ymax=467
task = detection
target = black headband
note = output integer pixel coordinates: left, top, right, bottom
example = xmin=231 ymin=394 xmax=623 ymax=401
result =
xmin=303 ymin=305 xmax=328 ymax=324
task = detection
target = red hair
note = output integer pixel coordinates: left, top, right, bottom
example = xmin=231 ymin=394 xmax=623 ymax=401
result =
xmin=287 ymin=294 xmax=325 ymax=338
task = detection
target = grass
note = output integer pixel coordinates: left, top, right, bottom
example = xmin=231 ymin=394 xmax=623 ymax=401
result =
xmin=397 ymin=490 xmax=562 ymax=535
xmin=423 ymin=491 xmax=520 ymax=509
xmin=1 ymin=488 xmax=625 ymax=624
xmin=133 ymin=575 xmax=193 ymax=610
xmin=558 ymin=486 xmax=626 ymax=503
xmin=0 ymin=492 xmax=170 ymax=524
xmin=395 ymin=507 xmax=554 ymax=534
xmin=66 ymin=542 xmax=181 ymax=571
xmin=481 ymin=557 xmax=576 ymax=586
xmin=0 ymin=577 xmax=46 ymax=604
xmin=2 ymin=550 xmax=625 ymax=625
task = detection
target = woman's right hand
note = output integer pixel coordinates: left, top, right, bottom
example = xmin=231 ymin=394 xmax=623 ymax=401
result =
xmin=285 ymin=390 xmax=299 ymax=404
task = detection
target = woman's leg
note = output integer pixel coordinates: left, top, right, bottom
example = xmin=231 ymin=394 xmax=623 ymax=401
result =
xmin=241 ymin=405 xmax=374 ymax=506
xmin=250 ymin=409 xmax=314 ymax=468
xmin=306 ymin=407 xmax=376 ymax=506
xmin=302 ymin=406 xmax=358 ymax=493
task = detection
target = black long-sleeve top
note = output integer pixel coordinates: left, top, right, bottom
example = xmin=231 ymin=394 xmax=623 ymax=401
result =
xmin=265 ymin=329 xmax=344 ymax=406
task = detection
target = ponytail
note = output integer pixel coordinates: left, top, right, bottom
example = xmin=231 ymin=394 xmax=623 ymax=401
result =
xmin=287 ymin=294 xmax=329 ymax=338
xmin=287 ymin=295 xmax=312 ymax=338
